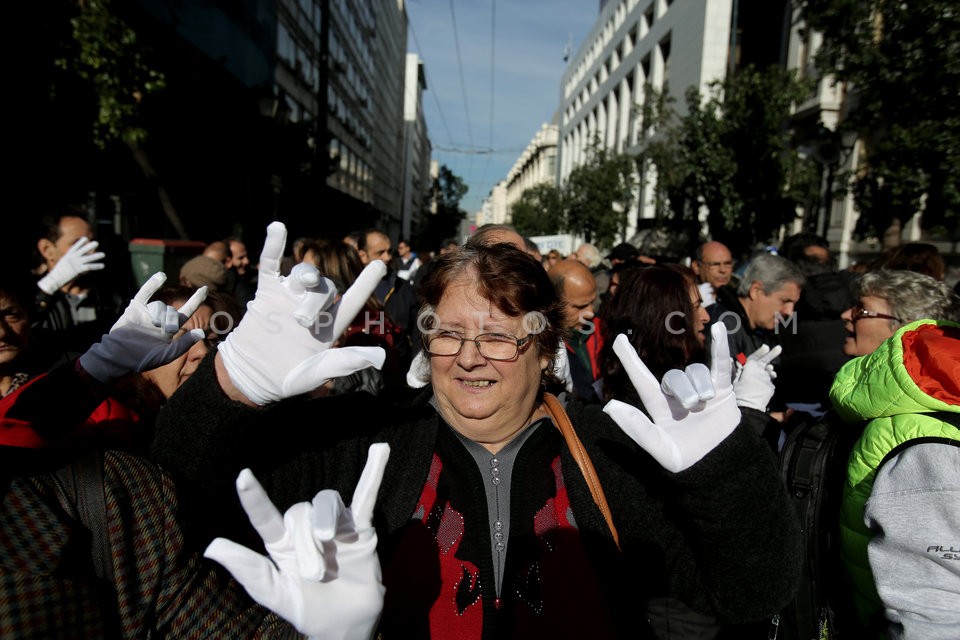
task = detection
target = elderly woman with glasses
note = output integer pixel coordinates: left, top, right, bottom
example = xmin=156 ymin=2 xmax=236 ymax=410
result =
xmin=840 ymin=269 xmax=959 ymax=357
xmin=150 ymin=223 xmax=801 ymax=639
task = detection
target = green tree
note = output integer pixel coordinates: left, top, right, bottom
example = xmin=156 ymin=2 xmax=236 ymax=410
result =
xmin=563 ymin=140 xmax=637 ymax=248
xmin=510 ymin=183 xmax=565 ymax=237
xmin=798 ymin=0 xmax=960 ymax=238
xmin=414 ymin=165 xmax=467 ymax=250
xmin=636 ymin=67 xmax=811 ymax=257
xmin=56 ymin=0 xmax=189 ymax=237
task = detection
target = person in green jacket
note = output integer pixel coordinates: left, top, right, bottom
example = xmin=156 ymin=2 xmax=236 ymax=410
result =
xmin=831 ymin=318 xmax=960 ymax=640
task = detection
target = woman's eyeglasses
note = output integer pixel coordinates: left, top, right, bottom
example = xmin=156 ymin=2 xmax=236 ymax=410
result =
xmin=850 ymin=306 xmax=901 ymax=323
xmin=423 ymin=331 xmax=531 ymax=361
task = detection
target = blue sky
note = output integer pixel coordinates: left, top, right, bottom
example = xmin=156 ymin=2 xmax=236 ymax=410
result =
xmin=405 ymin=0 xmax=598 ymax=215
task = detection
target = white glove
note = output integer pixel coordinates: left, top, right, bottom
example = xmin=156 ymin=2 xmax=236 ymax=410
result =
xmin=205 ymin=443 xmax=390 ymax=640
xmin=79 ymin=273 xmax=207 ymax=383
xmin=553 ymin=345 xmax=574 ymax=394
xmin=603 ymin=322 xmax=741 ymax=472
xmin=661 ymin=363 xmax=714 ymax=410
xmin=406 ymin=349 xmax=430 ymax=388
xmin=217 ymin=222 xmax=387 ymax=405
xmin=37 ymin=237 xmax=106 ymax=294
xmin=732 ymin=344 xmax=781 ymax=412
xmin=697 ymin=281 xmax=715 ymax=307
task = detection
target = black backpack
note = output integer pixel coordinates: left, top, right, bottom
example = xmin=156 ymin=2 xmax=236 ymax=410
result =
xmin=772 ymin=411 xmax=862 ymax=640
xmin=772 ymin=409 xmax=960 ymax=640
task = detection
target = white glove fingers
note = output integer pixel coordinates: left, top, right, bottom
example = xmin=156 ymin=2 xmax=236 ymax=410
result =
xmin=162 ymin=306 xmax=181 ymax=334
xmin=604 ymin=400 xmax=683 ymax=470
xmin=708 ymin=323 xmax=733 ymax=390
xmin=236 ymin=468 xmax=288 ymax=545
xmin=133 ymin=272 xmax=168 ymax=306
xmin=291 ymin=262 xmax=322 ymax=289
xmin=177 ymin=285 xmax=209 ymax=321
xmin=612 ymin=334 xmax=672 ymax=423
xmin=331 ymin=260 xmax=387 ymax=338
xmin=281 ymin=347 xmax=387 ymax=398
xmin=67 ymin=237 xmax=92 ymax=254
xmin=746 ymin=344 xmax=770 ymax=361
xmin=259 ymin=221 xmax=288 ymax=276
xmin=757 ymin=344 xmax=782 ymax=366
xmin=350 ymin=443 xmax=390 ymax=528
xmin=146 ymin=300 xmax=166 ymax=327
xmin=310 ymin=490 xmax=346 ymax=542
xmin=685 ymin=363 xmax=716 ymax=401
xmin=288 ymin=501 xmax=329 ymax=581
xmin=291 ymin=276 xmax=336 ymax=329
xmin=203 ymin=538 xmax=289 ymax=612
xmin=661 ymin=369 xmax=700 ymax=410
xmin=82 ymin=260 xmax=106 ymax=271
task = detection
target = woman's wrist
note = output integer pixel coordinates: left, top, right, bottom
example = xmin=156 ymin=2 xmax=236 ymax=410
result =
xmin=214 ymin=352 xmax=260 ymax=407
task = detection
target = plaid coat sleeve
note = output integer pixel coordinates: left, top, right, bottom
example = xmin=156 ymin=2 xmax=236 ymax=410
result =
xmin=1 ymin=449 xmax=300 ymax=639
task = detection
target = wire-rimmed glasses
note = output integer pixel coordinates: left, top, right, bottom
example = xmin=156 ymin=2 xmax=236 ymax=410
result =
xmin=850 ymin=305 xmax=901 ymax=323
xmin=423 ymin=330 xmax=532 ymax=361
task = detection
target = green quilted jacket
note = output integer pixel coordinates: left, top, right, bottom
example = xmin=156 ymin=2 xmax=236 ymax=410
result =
xmin=829 ymin=319 xmax=960 ymax=629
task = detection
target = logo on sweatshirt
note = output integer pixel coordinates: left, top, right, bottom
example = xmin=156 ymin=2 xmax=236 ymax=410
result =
xmin=926 ymin=545 xmax=960 ymax=560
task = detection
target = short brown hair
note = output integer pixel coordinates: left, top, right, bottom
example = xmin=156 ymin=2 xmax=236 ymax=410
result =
xmin=417 ymin=243 xmax=564 ymax=374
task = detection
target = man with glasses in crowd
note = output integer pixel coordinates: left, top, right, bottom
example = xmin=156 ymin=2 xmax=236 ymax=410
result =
xmin=691 ymin=241 xmax=735 ymax=307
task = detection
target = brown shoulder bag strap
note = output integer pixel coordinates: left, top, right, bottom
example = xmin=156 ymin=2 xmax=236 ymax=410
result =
xmin=542 ymin=392 xmax=621 ymax=550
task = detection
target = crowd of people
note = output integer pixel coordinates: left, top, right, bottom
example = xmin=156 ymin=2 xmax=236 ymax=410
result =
xmin=1 ymin=211 xmax=958 ymax=639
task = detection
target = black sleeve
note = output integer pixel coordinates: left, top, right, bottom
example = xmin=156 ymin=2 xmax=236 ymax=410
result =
xmin=664 ymin=424 xmax=802 ymax=622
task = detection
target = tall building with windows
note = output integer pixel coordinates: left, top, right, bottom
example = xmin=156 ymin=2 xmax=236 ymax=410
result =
xmin=400 ymin=53 xmax=431 ymax=240
xmin=19 ymin=0 xmax=417 ymax=246
xmin=557 ymin=0 xmax=791 ymax=241
xmin=503 ymin=121 xmax=559 ymax=222
xmin=276 ymin=0 xmax=408 ymax=235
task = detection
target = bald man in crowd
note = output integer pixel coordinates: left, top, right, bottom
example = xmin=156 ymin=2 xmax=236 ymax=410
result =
xmin=691 ymin=240 xmax=735 ymax=306
xmin=549 ymin=259 xmax=603 ymax=403
xmin=356 ymin=228 xmax=418 ymax=383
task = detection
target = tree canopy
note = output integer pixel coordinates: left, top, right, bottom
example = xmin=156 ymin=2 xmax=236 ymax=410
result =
xmin=509 ymin=141 xmax=636 ymax=249
xmin=510 ymin=183 xmax=564 ymax=238
xmin=414 ymin=164 xmax=467 ymax=250
xmin=798 ymin=0 xmax=960 ymax=238
xmin=635 ymin=66 xmax=812 ymax=257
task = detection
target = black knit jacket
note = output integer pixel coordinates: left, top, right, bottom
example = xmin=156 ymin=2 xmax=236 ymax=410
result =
xmin=151 ymin=353 xmax=802 ymax=639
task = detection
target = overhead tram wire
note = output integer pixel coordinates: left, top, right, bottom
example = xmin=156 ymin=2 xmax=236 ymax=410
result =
xmin=408 ymin=17 xmax=455 ymax=150
xmin=448 ymin=0 xmax=475 ymax=180
xmin=477 ymin=0 xmax=496 ymax=192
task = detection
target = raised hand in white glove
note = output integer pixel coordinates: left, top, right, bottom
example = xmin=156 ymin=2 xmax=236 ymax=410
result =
xmin=217 ymin=221 xmax=387 ymax=405
xmin=602 ymin=322 xmax=741 ymax=472
xmin=732 ymin=344 xmax=782 ymax=412
xmin=79 ymin=272 xmax=207 ymax=383
xmin=37 ymin=237 xmax=106 ymax=295
xmin=205 ymin=443 xmax=390 ymax=640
